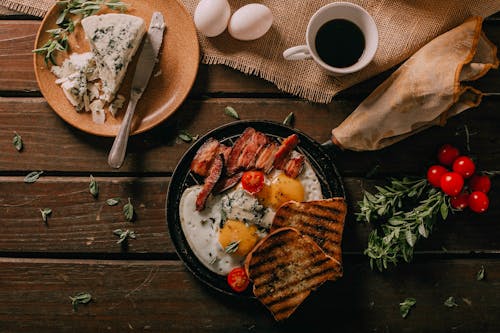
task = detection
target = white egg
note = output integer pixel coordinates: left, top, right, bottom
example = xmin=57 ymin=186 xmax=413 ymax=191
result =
xmin=194 ymin=0 xmax=231 ymax=37
xmin=228 ymin=4 xmax=273 ymax=41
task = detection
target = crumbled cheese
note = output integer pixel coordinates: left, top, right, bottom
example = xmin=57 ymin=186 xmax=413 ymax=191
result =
xmin=109 ymin=94 xmax=126 ymax=117
xmin=90 ymin=100 xmax=105 ymax=124
xmin=221 ymin=190 xmax=265 ymax=226
xmin=51 ymin=52 xmax=97 ymax=112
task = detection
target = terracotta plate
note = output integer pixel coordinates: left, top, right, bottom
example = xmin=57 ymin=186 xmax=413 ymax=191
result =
xmin=166 ymin=121 xmax=345 ymax=297
xmin=33 ymin=0 xmax=199 ymax=137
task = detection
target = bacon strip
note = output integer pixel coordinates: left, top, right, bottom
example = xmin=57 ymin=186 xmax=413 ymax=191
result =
xmin=236 ymin=131 xmax=268 ymax=171
xmin=226 ymin=127 xmax=256 ymax=175
xmin=273 ymin=134 xmax=299 ymax=169
xmin=218 ymin=144 xmax=232 ymax=163
xmin=282 ymin=155 xmax=305 ymax=178
xmin=213 ymin=172 xmax=244 ymax=194
xmin=196 ymin=154 xmax=224 ymax=211
xmin=255 ymin=142 xmax=279 ymax=173
xmin=190 ymin=138 xmax=220 ymax=177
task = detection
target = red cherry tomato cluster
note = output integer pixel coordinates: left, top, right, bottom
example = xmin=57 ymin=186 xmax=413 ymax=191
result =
xmin=427 ymin=144 xmax=491 ymax=213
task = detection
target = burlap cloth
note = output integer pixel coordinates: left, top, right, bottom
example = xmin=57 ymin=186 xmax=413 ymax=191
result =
xmin=2 ymin=0 xmax=500 ymax=103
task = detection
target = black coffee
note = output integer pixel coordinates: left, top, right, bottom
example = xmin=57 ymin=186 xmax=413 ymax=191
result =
xmin=315 ymin=19 xmax=365 ymax=68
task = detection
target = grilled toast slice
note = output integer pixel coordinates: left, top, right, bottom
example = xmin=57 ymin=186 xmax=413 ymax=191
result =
xmin=271 ymin=198 xmax=347 ymax=264
xmin=244 ymin=227 xmax=342 ymax=321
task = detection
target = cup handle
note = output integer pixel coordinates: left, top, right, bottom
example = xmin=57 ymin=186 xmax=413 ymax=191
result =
xmin=283 ymin=45 xmax=312 ymax=60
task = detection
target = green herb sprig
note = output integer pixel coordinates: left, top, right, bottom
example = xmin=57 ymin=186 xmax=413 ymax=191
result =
xmin=33 ymin=0 xmax=128 ymax=65
xmin=69 ymin=292 xmax=92 ymax=312
xmin=13 ymin=132 xmax=23 ymax=152
xmin=358 ymin=177 xmax=451 ymax=271
xmin=113 ymin=229 xmax=136 ymax=244
xmin=399 ymin=297 xmax=416 ymax=318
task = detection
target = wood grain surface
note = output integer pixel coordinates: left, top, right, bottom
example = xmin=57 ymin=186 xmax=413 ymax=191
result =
xmin=0 ymin=13 xmax=499 ymax=333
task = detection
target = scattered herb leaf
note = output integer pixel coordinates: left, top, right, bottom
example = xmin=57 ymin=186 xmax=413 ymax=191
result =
xmin=40 ymin=208 xmax=52 ymax=223
xmin=444 ymin=296 xmax=458 ymax=308
xmin=12 ymin=132 xmax=23 ymax=152
xmin=24 ymin=171 xmax=43 ymax=184
xmin=224 ymin=240 xmax=240 ymax=254
xmin=358 ymin=177 xmax=451 ymax=271
xmin=123 ymin=198 xmax=134 ymax=222
xmin=178 ymin=130 xmax=199 ymax=143
xmin=399 ymin=298 xmax=416 ymax=318
xmin=69 ymin=292 xmax=92 ymax=312
xmin=89 ymin=175 xmax=98 ymax=198
xmin=106 ymin=197 xmax=121 ymax=206
xmin=462 ymin=297 xmax=472 ymax=306
xmin=283 ymin=112 xmax=294 ymax=127
xmin=224 ymin=106 xmax=240 ymax=119
xmin=113 ymin=229 xmax=136 ymax=244
xmin=476 ymin=265 xmax=485 ymax=281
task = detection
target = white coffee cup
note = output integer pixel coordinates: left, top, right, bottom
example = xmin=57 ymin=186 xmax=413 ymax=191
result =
xmin=283 ymin=2 xmax=378 ymax=76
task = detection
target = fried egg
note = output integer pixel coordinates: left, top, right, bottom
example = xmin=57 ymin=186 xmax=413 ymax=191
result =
xmin=179 ymin=160 xmax=323 ymax=275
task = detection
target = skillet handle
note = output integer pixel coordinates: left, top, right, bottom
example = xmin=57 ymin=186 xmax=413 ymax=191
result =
xmin=321 ymin=137 xmax=343 ymax=157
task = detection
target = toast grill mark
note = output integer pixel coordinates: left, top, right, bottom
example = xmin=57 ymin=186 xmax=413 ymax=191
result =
xmin=270 ymin=199 xmax=347 ymax=263
xmin=246 ymin=228 xmax=342 ymax=321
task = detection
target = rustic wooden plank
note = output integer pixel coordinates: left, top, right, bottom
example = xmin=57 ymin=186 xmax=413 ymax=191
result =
xmin=0 ymin=176 xmax=499 ymax=254
xmin=0 ymin=257 xmax=498 ymax=332
xmin=0 ymin=97 xmax=499 ymax=174
xmin=1 ymin=20 xmax=500 ymax=95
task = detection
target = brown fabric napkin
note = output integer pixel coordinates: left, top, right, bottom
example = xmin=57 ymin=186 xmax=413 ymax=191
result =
xmin=2 ymin=0 xmax=500 ymax=103
xmin=331 ymin=16 xmax=499 ymax=151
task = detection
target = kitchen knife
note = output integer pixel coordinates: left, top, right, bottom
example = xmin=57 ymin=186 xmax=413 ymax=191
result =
xmin=108 ymin=12 xmax=166 ymax=169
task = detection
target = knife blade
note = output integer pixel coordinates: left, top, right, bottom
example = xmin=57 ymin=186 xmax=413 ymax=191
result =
xmin=108 ymin=12 xmax=166 ymax=169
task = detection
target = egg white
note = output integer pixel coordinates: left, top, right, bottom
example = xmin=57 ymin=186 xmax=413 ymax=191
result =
xmin=179 ymin=158 xmax=323 ymax=276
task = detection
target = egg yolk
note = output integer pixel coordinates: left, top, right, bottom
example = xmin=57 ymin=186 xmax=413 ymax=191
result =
xmin=218 ymin=219 xmax=259 ymax=257
xmin=256 ymin=173 xmax=304 ymax=209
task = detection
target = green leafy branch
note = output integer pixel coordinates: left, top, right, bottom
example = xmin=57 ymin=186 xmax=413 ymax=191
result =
xmin=358 ymin=177 xmax=452 ymax=271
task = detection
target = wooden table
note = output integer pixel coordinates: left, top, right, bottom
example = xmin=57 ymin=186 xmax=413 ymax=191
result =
xmin=1 ymin=11 xmax=500 ymax=333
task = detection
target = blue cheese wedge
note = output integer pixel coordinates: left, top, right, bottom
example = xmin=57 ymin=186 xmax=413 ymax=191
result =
xmin=81 ymin=14 xmax=146 ymax=102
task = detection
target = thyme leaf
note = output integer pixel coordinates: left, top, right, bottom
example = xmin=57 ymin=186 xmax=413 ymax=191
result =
xmin=224 ymin=106 xmax=240 ymax=120
xmin=13 ymin=132 xmax=23 ymax=152
xmin=106 ymin=197 xmax=121 ymax=206
xmin=69 ymin=292 xmax=92 ymax=312
xmin=123 ymin=198 xmax=134 ymax=222
xmin=40 ymin=208 xmax=52 ymax=223
xmin=178 ymin=130 xmax=199 ymax=143
xmin=224 ymin=240 xmax=240 ymax=254
xmin=282 ymin=112 xmax=294 ymax=127
xmin=89 ymin=175 xmax=98 ymax=198
xmin=399 ymin=298 xmax=416 ymax=318
xmin=476 ymin=265 xmax=485 ymax=281
xmin=113 ymin=228 xmax=136 ymax=244
xmin=24 ymin=171 xmax=43 ymax=184
xmin=444 ymin=296 xmax=458 ymax=308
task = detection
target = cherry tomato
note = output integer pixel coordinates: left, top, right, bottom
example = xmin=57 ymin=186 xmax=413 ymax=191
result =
xmin=450 ymin=192 xmax=469 ymax=210
xmin=227 ymin=267 xmax=250 ymax=292
xmin=241 ymin=171 xmax=265 ymax=194
xmin=427 ymin=165 xmax=448 ymax=188
xmin=469 ymin=174 xmax=491 ymax=193
xmin=437 ymin=144 xmax=460 ymax=166
xmin=468 ymin=191 xmax=489 ymax=213
xmin=440 ymin=172 xmax=464 ymax=196
xmin=452 ymin=156 xmax=476 ymax=178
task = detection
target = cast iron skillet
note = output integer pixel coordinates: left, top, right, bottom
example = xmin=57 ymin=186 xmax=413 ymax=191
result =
xmin=166 ymin=120 xmax=345 ymax=297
